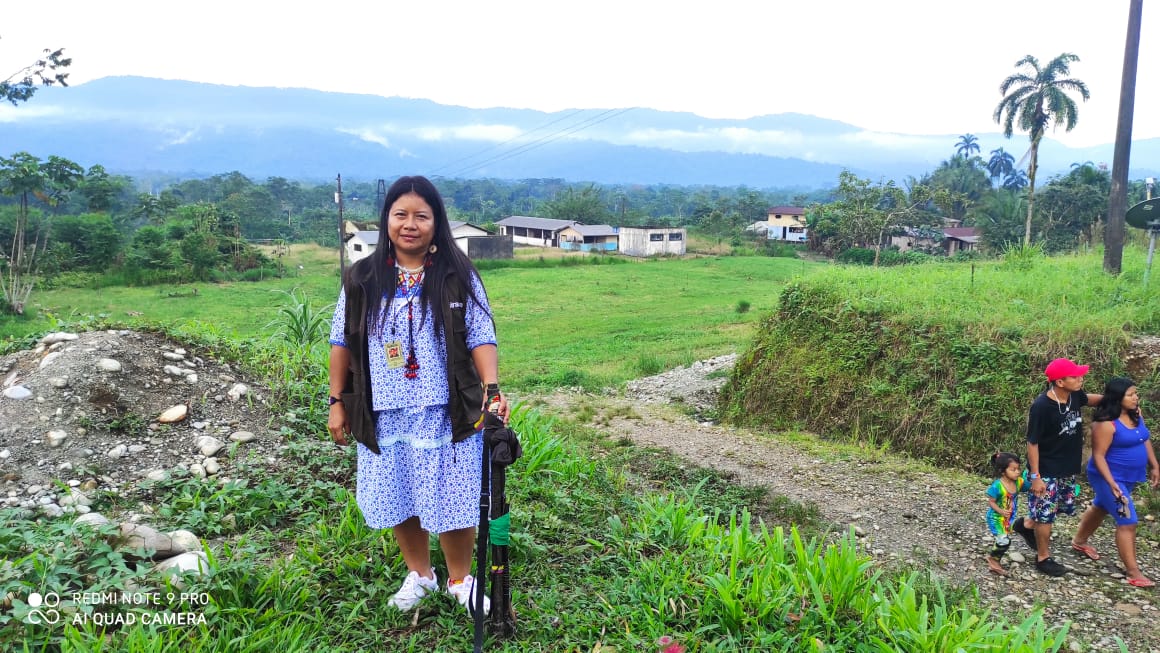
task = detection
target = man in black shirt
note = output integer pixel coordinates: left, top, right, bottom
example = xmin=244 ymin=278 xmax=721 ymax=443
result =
xmin=1012 ymin=358 xmax=1102 ymax=576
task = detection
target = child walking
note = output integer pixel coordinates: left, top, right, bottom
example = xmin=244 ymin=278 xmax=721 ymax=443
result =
xmin=985 ymin=452 xmax=1029 ymax=576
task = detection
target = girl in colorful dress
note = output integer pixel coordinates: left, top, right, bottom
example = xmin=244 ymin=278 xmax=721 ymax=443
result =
xmin=986 ymin=451 xmax=1028 ymax=576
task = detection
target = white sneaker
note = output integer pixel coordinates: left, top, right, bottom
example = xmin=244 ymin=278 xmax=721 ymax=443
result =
xmin=446 ymin=574 xmax=490 ymax=616
xmin=387 ymin=568 xmax=438 ymax=610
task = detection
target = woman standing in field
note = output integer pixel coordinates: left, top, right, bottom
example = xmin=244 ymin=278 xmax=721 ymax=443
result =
xmin=1070 ymin=377 xmax=1159 ymax=587
xmin=326 ymin=175 xmax=508 ymax=615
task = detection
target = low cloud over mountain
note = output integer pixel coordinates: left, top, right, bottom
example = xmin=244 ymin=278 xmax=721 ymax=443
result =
xmin=1 ymin=77 xmax=1156 ymax=188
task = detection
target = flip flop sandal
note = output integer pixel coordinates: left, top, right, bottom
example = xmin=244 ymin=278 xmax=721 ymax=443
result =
xmin=1127 ymin=577 xmax=1156 ymax=588
xmin=987 ymin=567 xmax=1010 ymax=577
xmin=1070 ymin=543 xmax=1100 ymax=561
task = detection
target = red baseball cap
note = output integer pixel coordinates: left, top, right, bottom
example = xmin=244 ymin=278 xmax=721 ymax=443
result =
xmin=1045 ymin=358 xmax=1089 ymax=382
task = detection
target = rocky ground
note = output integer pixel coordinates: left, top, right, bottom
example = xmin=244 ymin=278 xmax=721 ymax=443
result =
xmin=536 ymin=354 xmax=1160 ymax=653
xmin=0 ymin=329 xmax=284 ymax=523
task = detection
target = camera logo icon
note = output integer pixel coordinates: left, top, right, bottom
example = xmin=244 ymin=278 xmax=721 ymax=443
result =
xmin=26 ymin=592 xmax=61 ymax=625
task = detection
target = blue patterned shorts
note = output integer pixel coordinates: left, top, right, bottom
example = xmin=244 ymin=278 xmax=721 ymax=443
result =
xmin=1028 ymin=476 xmax=1078 ymax=524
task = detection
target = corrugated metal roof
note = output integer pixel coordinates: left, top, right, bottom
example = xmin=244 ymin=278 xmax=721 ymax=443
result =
xmin=353 ymin=230 xmax=380 ymax=245
xmin=767 ymin=206 xmax=805 ymax=215
xmin=567 ymin=224 xmax=617 ymax=237
xmin=497 ymin=216 xmax=578 ymax=230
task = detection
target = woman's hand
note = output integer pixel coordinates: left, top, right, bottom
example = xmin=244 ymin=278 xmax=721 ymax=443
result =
xmin=1150 ymin=465 xmax=1160 ymax=489
xmin=485 ymin=392 xmax=511 ymax=423
xmin=328 ymin=403 xmax=350 ymax=446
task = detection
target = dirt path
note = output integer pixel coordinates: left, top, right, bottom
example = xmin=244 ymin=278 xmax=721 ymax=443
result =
xmin=531 ymin=357 xmax=1160 ymax=653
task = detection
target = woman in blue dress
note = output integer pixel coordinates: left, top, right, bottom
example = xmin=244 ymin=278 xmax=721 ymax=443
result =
xmin=326 ymin=175 xmax=509 ymax=615
xmin=1071 ymin=377 xmax=1159 ymax=587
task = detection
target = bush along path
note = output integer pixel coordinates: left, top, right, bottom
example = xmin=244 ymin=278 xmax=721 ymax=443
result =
xmin=534 ymin=355 xmax=1160 ymax=653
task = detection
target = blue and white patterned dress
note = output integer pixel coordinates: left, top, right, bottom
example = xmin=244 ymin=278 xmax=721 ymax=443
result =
xmin=330 ymin=269 xmax=496 ymax=533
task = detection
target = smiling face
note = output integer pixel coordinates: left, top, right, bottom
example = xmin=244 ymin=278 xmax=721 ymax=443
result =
xmin=387 ymin=192 xmax=436 ymax=266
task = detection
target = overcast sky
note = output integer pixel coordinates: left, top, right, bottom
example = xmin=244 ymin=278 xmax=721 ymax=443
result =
xmin=4 ymin=0 xmax=1157 ymax=148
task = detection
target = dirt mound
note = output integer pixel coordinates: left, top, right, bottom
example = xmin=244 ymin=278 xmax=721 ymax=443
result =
xmin=0 ymin=330 xmax=284 ymax=515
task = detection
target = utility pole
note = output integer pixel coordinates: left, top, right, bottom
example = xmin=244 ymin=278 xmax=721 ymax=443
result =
xmin=1103 ymin=0 xmax=1143 ymax=275
xmin=336 ymin=174 xmax=346 ymax=279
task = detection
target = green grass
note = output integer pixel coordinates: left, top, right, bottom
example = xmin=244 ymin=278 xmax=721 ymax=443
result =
xmin=3 ymin=407 xmax=1078 ymax=652
xmin=3 ymin=253 xmax=817 ymax=391
xmin=722 ymin=245 xmax=1160 ymax=473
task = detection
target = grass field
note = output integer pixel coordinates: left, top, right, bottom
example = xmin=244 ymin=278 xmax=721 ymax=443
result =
xmin=2 ymin=246 xmax=818 ymax=390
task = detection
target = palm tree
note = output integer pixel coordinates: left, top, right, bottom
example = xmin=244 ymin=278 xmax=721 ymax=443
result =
xmin=994 ymin=53 xmax=1090 ymax=246
xmin=1002 ymin=170 xmax=1030 ymax=191
xmin=986 ymin=148 xmax=1016 ymax=186
xmin=955 ymin=134 xmax=981 ymax=158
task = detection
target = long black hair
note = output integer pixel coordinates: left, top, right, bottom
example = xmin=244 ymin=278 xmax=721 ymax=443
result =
xmin=1093 ymin=376 xmax=1140 ymax=424
xmin=352 ymin=175 xmax=489 ymax=337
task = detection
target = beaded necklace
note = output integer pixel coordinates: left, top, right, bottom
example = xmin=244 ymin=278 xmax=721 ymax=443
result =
xmin=389 ymin=266 xmax=424 ymax=379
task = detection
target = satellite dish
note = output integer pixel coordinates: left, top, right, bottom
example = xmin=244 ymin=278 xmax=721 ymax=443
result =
xmin=1125 ymin=198 xmax=1160 ymax=230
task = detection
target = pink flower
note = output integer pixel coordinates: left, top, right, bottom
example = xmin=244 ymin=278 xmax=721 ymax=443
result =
xmin=662 ymin=645 xmax=685 ymax=653
xmin=656 ymin=636 xmax=673 ymax=646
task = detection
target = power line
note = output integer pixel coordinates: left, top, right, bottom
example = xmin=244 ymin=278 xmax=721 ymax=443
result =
xmin=443 ymin=108 xmax=634 ymax=178
xmin=429 ymin=109 xmax=587 ymax=176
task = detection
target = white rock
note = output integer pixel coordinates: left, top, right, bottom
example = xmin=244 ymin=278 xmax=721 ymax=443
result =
xmin=194 ymin=436 xmax=225 ymax=457
xmin=127 ymin=445 xmax=147 ymax=454
xmin=97 ymin=358 xmax=122 ymax=372
xmin=168 ymin=530 xmax=201 ymax=554
xmin=174 ymin=348 xmax=187 ymax=356
xmin=163 ymin=365 xmax=191 ymax=377
xmin=39 ymin=504 xmax=64 ymax=518
xmin=190 ymin=463 xmax=206 ymax=479
xmin=49 ymin=377 xmax=69 ymax=388
xmin=203 ymin=458 xmax=220 ymax=475
xmin=119 ymin=523 xmax=177 ymax=559
xmin=227 ymin=383 xmax=249 ymax=401
xmin=158 ymin=405 xmax=188 ymax=423
xmin=27 ymin=485 xmax=43 ymax=495
xmin=0 ymin=449 xmax=9 ymax=459
xmin=46 ymin=430 xmax=68 ymax=448
xmin=162 ymin=352 xmax=185 ymax=361
xmin=3 ymin=386 xmax=32 ymax=400
xmin=229 ymin=431 xmax=256 ymax=443
xmin=153 ymin=551 xmax=210 ymax=588
xmin=145 ymin=470 xmax=168 ymax=482
xmin=185 ymin=374 xmax=198 ymax=384
xmin=40 ymin=332 xmax=79 ymax=345
xmin=1007 ymin=551 xmax=1026 ymax=563
xmin=38 ymin=351 xmax=63 ymax=370
xmin=106 ymin=444 xmax=128 ymax=459
xmin=58 ymin=489 xmax=92 ymax=507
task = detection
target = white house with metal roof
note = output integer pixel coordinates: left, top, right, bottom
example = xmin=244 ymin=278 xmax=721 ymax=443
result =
xmin=558 ymin=224 xmax=618 ymax=252
xmin=496 ymin=216 xmax=578 ymax=247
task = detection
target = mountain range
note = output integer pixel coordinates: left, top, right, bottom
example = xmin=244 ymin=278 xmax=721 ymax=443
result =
xmin=1 ymin=76 xmax=1157 ymax=189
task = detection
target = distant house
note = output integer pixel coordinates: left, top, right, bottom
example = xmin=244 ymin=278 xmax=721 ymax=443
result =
xmin=943 ymin=227 xmax=980 ymax=255
xmin=346 ymin=230 xmax=380 ymax=263
xmin=496 ymin=216 xmax=578 ymax=247
xmin=559 ymin=224 xmax=618 ymax=252
xmin=766 ymin=206 xmax=807 ymax=243
xmin=745 ymin=221 xmax=771 ymax=236
xmin=890 ymin=226 xmax=980 ymax=255
xmin=619 ymin=226 xmax=686 ymax=257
